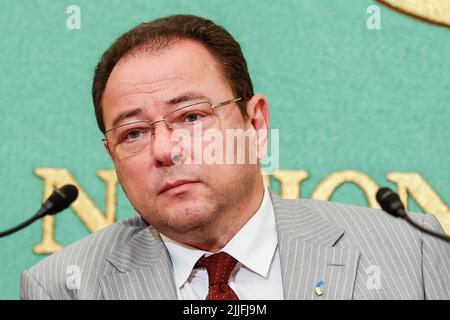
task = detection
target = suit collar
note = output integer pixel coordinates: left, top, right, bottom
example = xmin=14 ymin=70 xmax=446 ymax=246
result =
xmin=99 ymin=222 xmax=178 ymax=299
xmin=105 ymin=224 xmax=166 ymax=272
xmin=269 ymin=190 xmax=345 ymax=247
xmin=269 ymin=190 xmax=360 ymax=300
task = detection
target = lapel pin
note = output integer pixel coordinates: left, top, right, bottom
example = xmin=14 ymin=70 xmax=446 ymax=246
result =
xmin=315 ymin=280 xmax=325 ymax=296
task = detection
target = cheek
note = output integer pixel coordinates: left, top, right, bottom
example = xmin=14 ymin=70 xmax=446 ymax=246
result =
xmin=202 ymin=163 xmax=248 ymax=185
xmin=115 ymin=158 xmax=154 ymax=194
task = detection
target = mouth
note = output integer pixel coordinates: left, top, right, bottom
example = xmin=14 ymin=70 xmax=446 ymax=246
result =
xmin=158 ymin=179 xmax=200 ymax=195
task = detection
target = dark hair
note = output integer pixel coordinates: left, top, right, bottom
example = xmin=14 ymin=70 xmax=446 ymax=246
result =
xmin=92 ymin=14 xmax=254 ymax=133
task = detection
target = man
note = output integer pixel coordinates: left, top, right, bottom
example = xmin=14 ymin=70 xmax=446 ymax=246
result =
xmin=21 ymin=14 xmax=449 ymax=300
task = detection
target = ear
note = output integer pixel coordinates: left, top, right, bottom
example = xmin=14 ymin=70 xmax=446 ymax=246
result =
xmin=244 ymin=94 xmax=270 ymax=160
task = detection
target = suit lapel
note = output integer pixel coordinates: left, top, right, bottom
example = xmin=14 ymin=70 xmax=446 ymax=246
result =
xmin=98 ymin=224 xmax=177 ymax=300
xmin=270 ymin=191 xmax=360 ymax=300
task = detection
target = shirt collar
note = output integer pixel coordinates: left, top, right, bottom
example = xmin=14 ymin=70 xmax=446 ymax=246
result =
xmin=160 ymin=186 xmax=278 ymax=288
xmin=160 ymin=234 xmax=207 ymax=288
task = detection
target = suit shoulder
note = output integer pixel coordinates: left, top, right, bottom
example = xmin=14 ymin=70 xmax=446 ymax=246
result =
xmin=23 ymin=215 xmax=146 ymax=283
xmin=306 ymin=198 xmax=423 ymax=225
xmin=303 ymin=199 xmax=430 ymax=247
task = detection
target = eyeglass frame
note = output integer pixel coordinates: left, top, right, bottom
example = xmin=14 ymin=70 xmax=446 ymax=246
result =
xmin=102 ymin=97 xmax=243 ymax=145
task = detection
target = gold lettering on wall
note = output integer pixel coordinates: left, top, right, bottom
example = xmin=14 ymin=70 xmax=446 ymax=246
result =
xmin=32 ymin=168 xmax=449 ymax=254
xmin=387 ymin=172 xmax=450 ymax=235
xmin=271 ymin=170 xmax=309 ymax=199
xmin=33 ymin=168 xmax=118 ymax=254
xmin=378 ymin=0 xmax=450 ymax=28
xmin=311 ymin=170 xmax=381 ymax=208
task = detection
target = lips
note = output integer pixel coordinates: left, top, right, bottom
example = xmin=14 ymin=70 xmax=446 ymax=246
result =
xmin=158 ymin=179 xmax=199 ymax=195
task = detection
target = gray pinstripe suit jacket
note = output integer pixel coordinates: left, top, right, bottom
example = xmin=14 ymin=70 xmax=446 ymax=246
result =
xmin=20 ymin=190 xmax=450 ymax=300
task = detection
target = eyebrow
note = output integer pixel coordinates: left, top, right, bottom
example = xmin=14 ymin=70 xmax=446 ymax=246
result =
xmin=109 ymin=91 xmax=210 ymax=130
xmin=110 ymin=108 xmax=144 ymax=130
xmin=163 ymin=91 xmax=210 ymax=106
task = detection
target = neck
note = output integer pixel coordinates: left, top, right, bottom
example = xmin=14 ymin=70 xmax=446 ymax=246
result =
xmin=180 ymin=178 xmax=265 ymax=252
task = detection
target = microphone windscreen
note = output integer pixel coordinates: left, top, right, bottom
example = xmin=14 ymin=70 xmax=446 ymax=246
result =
xmin=47 ymin=184 xmax=79 ymax=214
xmin=376 ymin=187 xmax=405 ymax=218
xmin=376 ymin=187 xmax=392 ymax=205
xmin=60 ymin=184 xmax=79 ymax=204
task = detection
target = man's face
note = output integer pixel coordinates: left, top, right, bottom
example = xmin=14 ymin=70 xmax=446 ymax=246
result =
xmin=102 ymin=40 xmax=266 ymax=239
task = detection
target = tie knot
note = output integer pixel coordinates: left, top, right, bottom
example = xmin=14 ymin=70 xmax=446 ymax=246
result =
xmin=195 ymin=252 xmax=238 ymax=286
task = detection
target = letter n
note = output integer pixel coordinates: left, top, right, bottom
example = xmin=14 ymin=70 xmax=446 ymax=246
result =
xmin=33 ymin=168 xmax=118 ymax=254
xmin=387 ymin=172 xmax=450 ymax=235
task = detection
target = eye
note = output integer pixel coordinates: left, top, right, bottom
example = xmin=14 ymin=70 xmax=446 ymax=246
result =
xmin=127 ymin=130 xmax=141 ymax=140
xmin=185 ymin=113 xmax=201 ymax=123
xmin=121 ymin=128 xmax=149 ymax=143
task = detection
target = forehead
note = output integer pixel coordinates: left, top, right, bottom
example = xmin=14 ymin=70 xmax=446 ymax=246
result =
xmin=102 ymin=40 xmax=232 ymax=124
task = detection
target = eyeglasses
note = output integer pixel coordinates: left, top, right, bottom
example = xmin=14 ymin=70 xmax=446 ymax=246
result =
xmin=103 ymin=97 xmax=242 ymax=160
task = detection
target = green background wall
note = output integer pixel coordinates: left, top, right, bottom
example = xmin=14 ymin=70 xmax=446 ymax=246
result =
xmin=0 ymin=0 xmax=448 ymax=299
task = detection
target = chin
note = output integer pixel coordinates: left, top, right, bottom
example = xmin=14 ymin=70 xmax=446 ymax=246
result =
xmin=163 ymin=200 xmax=216 ymax=233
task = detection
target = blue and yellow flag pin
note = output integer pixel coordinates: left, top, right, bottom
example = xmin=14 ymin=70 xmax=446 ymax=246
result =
xmin=315 ymin=280 xmax=325 ymax=296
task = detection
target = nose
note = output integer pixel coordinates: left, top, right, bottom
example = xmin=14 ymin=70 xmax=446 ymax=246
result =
xmin=151 ymin=122 xmax=178 ymax=167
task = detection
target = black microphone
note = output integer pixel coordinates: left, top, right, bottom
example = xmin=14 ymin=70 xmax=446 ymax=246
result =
xmin=376 ymin=187 xmax=450 ymax=242
xmin=0 ymin=184 xmax=79 ymax=238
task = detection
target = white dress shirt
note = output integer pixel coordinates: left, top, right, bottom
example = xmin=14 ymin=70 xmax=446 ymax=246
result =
xmin=160 ymin=187 xmax=284 ymax=300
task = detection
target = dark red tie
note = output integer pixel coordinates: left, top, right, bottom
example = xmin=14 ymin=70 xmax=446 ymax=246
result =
xmin=195 ymin=252 xmax=239 ymax=300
